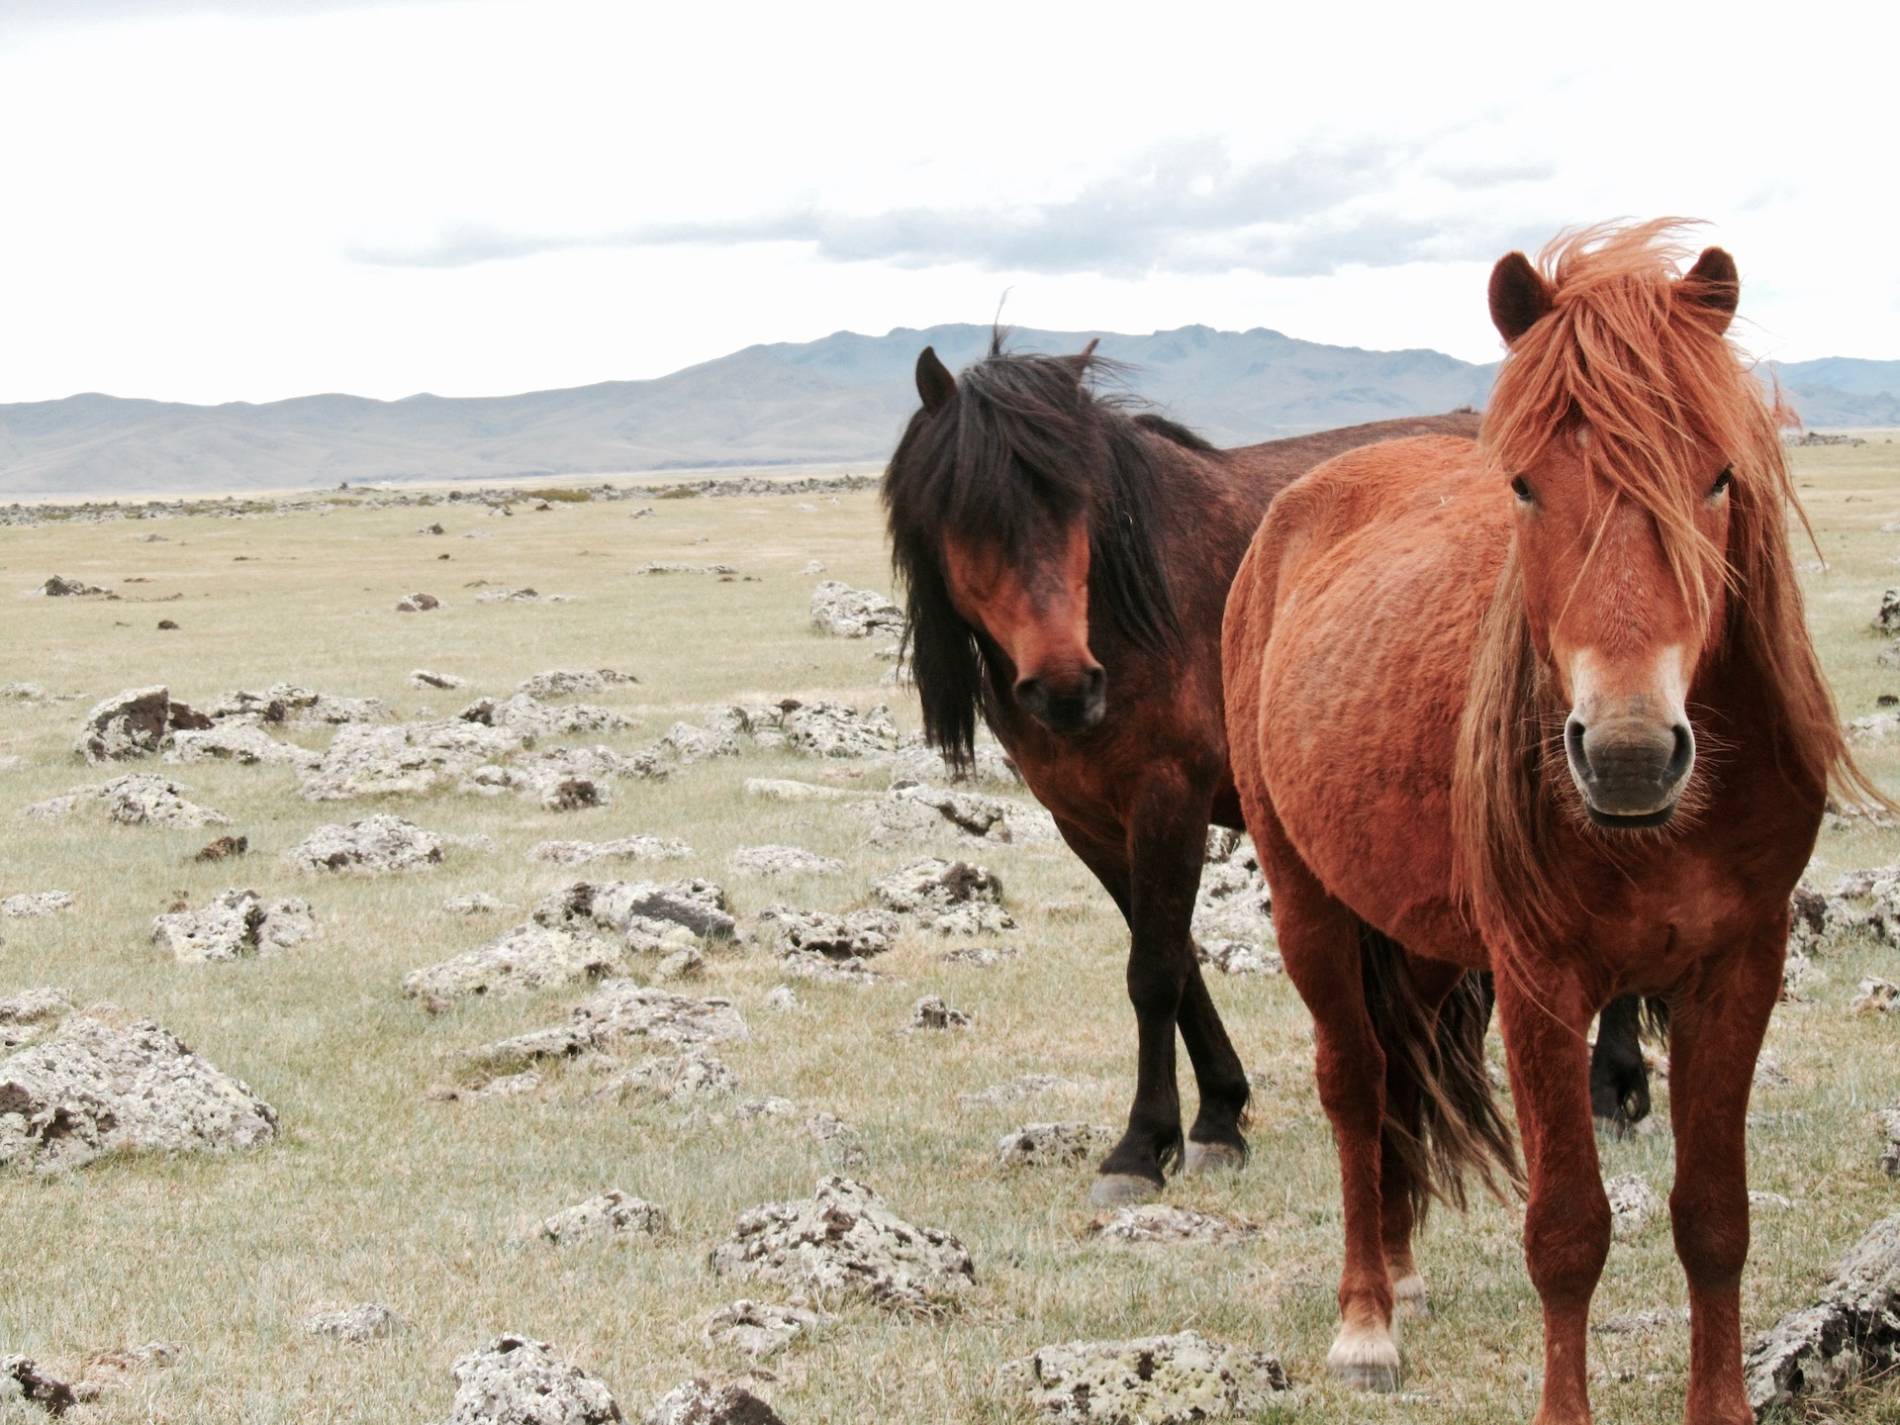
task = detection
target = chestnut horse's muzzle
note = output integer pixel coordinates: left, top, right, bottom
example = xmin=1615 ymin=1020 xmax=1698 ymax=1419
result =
xmin=1015 ymin=666 xmax=1107 ymax=735
xmin=1564 ymin=714 xmax=1695 ymax=827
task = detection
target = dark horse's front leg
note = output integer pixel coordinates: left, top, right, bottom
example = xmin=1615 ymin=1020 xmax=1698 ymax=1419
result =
xmin=1065 ymin=769 xmax=1249 ymax=1206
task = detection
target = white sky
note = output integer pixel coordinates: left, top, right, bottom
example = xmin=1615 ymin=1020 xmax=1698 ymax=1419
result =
xmin=1 ymin=0 xmax=1894 ymax=405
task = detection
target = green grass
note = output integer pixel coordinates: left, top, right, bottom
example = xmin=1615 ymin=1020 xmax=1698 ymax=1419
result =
xmin=0 ymin=447 xmax=1896 ymax=1423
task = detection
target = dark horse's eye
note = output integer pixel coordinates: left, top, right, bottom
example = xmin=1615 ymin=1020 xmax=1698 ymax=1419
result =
xmin=1510 ymin=475 xmax=1533 ymax=503
xmin=1710 ymin=466 xmax=1733 ymax=498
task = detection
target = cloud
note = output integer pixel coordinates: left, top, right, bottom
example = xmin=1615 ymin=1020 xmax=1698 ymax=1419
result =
xmin=0 ymin=0 xmax=438 ymax=32
xmin=347 ymin=138 xmax=1547 ymax=278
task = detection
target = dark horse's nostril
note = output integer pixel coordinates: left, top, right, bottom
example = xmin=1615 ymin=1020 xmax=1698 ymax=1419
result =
xmin=1015 ymin=676 xmax=1045 ymax=711
xmin=1083 ymin=666 xmax=1106 ymax=702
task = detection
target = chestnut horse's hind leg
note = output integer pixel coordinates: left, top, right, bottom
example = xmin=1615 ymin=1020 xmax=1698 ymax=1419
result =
xmin=1493 ymin=966 xmax=1607 ymax=1425
xmin=1666 ymin=922 xmax=1785 ymax=1425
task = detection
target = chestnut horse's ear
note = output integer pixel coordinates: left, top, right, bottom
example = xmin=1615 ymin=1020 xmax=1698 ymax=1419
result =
xmin=1488 ymin=251 xmax=1554 ymax=345
xmin=1681 ymin=246 xmax=1740 ymax=333
xmin=915 ymin=346 xmax=956 ymax=414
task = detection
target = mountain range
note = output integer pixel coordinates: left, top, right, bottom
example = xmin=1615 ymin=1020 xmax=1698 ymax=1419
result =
xmin=2 ymin=324 xmax=1894 ymax=497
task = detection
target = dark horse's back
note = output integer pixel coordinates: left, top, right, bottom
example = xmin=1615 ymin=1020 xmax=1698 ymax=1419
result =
xmin=1227 ymin=410 xmax=1482 ymax=484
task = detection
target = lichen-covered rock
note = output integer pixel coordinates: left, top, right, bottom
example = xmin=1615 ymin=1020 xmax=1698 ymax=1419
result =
xmin=657 ymin=722 xmax=741 ymax=766
xmin=540 ymin=1189 xmax=667 ymax=1245
xmin=516 ymin=668 xmax=638 ymax=699
xmin=939 ymin=944 xmax=1022 ymax=968
xmin=889 ymin=733 xmax=1019 ymax=787
xmin=1852 ymin=977 xmax=1900 ymax=1015
xmin=1605 ymin=1173 xmax=1662 ymax=1240
xmin=870 ymin=858 xmax=1015 ymax=936
xmin=1 ymin=1355 xmax=77 ymax=1413
xmin=299 ymin=720 xmax=526 ymax=801
xmin=151 ymin=889 xmax=318 ymax=963
xmin=0 ymin=988 xmax=73 ymax=1052
xmin=997 ymin=1122 xmax=1116 ymax=1168
xmin=1874 ymin=588 xmax=1900 ymax=636
xmin=286 ymin=815 xmax=445 ymax=874
xmin=1006 ymin=1330 xmax=1292 ymax=1423
xmin=73 ymin=685 xmax=211 ymax=762
xmin=743 ymin=778 xmax=854 ymax=803
xmin=755 ymin=906 xmax=896 ymax=961
xmin=534 ymin=880 xmax=737 ymax=946
xmin=809 ymin=580 xmax=902 ymax=639
xmin=396 ymin=592 xmax=441 ymax=612
xmin=411 ymin=669 xmax=468 ymax=690
xmin=777 ymin=700 xmax=898 ymax=759
xmin=107 ymin=773 xmax=232 ymax=828
xmin=699 ymin=1301 xmax=830 ymax=1362
xmin=1087 ymin=1206 xmax=1257 ymax=1245
xmin=1196 ymin=940 xmax=1282 ymax=977
xmin=859 ymin=783 xmax=1056 ymax=849
xmin=597 ymin=1049 xmax=737 ymax=1104
xmin=460 ymin=693 xmax=629 ymax=736
xmin=730 ymin=845 xmax=845 ymax=879
xmin=903 ymin=995 xmax=972 ymax=1032
xmin=404 ymin=923 xmax=618 ymax=1007
xmin=304 ymin=1303 xmax=406 ymax=1342
xmin=34 ymin=574 xmax=111 ymax=598
xmin=0 ymin=1006 xmax=278 ymax=1171
xmin=165 ymin=722 xmax=320 ymax=769
xmin=805 ymin=1111 xmax=868 ymax=1170
xmin=531 ymin=837 xmax=694 ymax=867
xmin=709 ymin=1176 xmax=974 ymax=1314
xmin=643 ymin=1380 xmax=785 ymax=1425
xmin=66 ymin=1341 xmax=181 ymax=1403
xmin=1192 ymin=835 xmax=1275 ymax=962
xmin=207 ymin=683 xmax=389 ymax=726
xmin=1879 ymin=1108 xmax=1900 ymax=1179
xmin=440 ymin=1335 xmax=624 ymax=1424
xmin=464 ymin=982 xmax=749 ymax=1079
xmin=1 ymin=891 xmax=73 ymax=919
xmin=1745 ymin=1213 xmax=1900 ymax=1415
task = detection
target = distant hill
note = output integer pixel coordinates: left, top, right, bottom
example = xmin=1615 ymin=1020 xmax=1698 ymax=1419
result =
xmin=0 ymin=324 xmax=1892 ymax=496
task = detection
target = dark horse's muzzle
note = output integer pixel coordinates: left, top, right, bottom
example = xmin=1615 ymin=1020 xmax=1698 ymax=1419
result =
xmin=1015 ymin=667 xmax=1107 ymax=735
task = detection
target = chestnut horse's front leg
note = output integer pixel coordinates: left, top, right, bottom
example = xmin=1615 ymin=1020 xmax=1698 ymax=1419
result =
xmin=1495 ymin=964 xmax=1608 ymax=1425
xmin=1666 ymin=917 xmax=1786 ymax=1425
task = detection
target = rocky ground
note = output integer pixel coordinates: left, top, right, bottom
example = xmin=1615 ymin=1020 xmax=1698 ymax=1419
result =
xmin=2 ymin=444 xmax=1899 ymax=1422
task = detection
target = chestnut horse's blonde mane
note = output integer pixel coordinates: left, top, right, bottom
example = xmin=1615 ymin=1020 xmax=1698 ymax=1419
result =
xmin=1452 ymin=219 xmax=1880 ymax=950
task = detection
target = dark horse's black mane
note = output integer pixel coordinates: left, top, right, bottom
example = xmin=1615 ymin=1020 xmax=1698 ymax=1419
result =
xmin=883 ymin=332 xmax=1205 ymax=769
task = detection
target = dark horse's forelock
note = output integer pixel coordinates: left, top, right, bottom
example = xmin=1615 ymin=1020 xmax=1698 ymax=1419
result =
xmin=882 ymin=333 xmax=1190 ymax=768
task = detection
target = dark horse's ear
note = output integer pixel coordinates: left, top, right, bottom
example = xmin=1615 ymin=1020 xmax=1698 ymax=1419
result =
xmin=1488 ymin=251 xmax=1554 ymax=346
xmin=915 ymin=346 xmax=956 ymax=414
xmin=1680 ymin=247 xmax=1740 ymax=333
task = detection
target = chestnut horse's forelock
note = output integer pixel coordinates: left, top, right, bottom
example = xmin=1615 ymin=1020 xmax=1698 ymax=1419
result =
xmin=882 ymin=334 xmax=1190 ymax=769
xmin=1453 ymin=219 xmax=1882 ymax=951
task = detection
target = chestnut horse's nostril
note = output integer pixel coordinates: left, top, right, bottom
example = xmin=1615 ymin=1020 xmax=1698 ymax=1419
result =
xmin=1666 ymin=723 xmax=1694 ymax=784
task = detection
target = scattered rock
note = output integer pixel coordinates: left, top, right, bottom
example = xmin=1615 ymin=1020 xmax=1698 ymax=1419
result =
xmin=404 ymin=922 xmax=618 ymax=1007
xmin=889 ymin=733 xmax=1019 ymax=786
xmin=644 ymin=1380 xmax=785 ymax=1425
xmin=860 ymin=782 xmax=1055 ymax=848
xmin=535 ymin=879 xmax=738 ymax=946
xmin=805 ymin=1111 xmax=868 ymax=1169
xmin=67 ymin=1341 xmax=180 ymax=1403
xmin=763 ymin=986 xmax=799 ymax=1013
xmin=778 ymin=700 xmax=898 ymax=759
xmin=597 ymin=1048 xmax=737 ymax=1104
xmin=73 ymin=686 xmax=211 ymax=762
xmin=157 ymin=618 xmax=179 ymax=630
xmin=1197 ymin=940 xmax=1282 ymax=976
xmin=410 ymin=669 xmax=467 ymax=690
xmin=286 ymin=815 xmax=445 ymax=874
xmin=997 ymin=1122 xmax=1116 ymax=1168
xmin=1851 ymin=977 xmax=1900 ymax=1015
xmin=207 ymin=683 xmax=388 ymax=726
xmin=530 ymin=836 xmax=695 ymax=867
xmin=34 ymin=574 xmax=112 ymax=598
xmin=871 ymin=858 xmax=1015 ymax=936
xmin=0 ymin=1356 xmax=77 ymax=1414
xmin=396 ymin=592 xmax=440 ymax=612
xmin=0 ymin=989 xmax=73 ymax=1052
xmin=516 ymin=668 xmax=639 ymax=699
xmin=304 ymin=1303 xmax=406 ymax=1342
xmin=460 ymin=693 xmax=629 ymax=737
xmin=299 ymin=719 xmax=525 ymax=801
xmin=463 ymin=981 xmax=748 ymax=1078
xmin=540 ymin=1189 xmax=668 ymax=1245
xmin=165 ymin=722 xmax=320 ymax=769
xmin=0 ymin=1005 xmax=278 ymax=1171
xmin=634 ymin=561 xmax=738 ymax=577
xmin=1874 ymin=589 xmax=1900 ymax=637
xmin=903 ymin=995 xmax=972 ymax=1032
xmin=710 ymin=1176 xmax=974 ymax=1315
xmin=743 ymin=778 xmax=854 ymax=803
xmin=1192 ymin=835 xmax=1276 ymax=963
xmin=444 ymin=893 xmax=505 ymax=915
xmin=1879 ymin=1108 xmax=1900 ymax=1179
xmin=939 ymin=945 xmax=1022 ymax=968
xmin=799 ymin=560 xmax=826 ymax=576
xmin=1088 ymin=1206 xmax=1257 ymax=1245
xmin=476 ymin=587 xmax=572 ymax=604
xmin=1745 ymin=1213 xmax=1900 ymax=1415
xmin=810 ymin=580 xmax=903 ymax=638
xmin=700 ymin=1301 xmax=830 ymax=1362
xmin=1006 ymin=1330 xmax=1292 ymax=1423
xmin=959 ymin=1074 xmax=1079 ymax=1110
xmin=1 ymin=892 xmax=73 ymax=919
xmin=192 ymin=836 xmax=249 ymax=865
xmin=1605 ymin=1173 xmax=1662 ymax=1240
xmin=730 ymin=845 xmax=846 ymax=879
xmin=151 ymin=890 xmax=317 ymax=963
xmin=440 ymin=1335 xmax=624 ymax=1425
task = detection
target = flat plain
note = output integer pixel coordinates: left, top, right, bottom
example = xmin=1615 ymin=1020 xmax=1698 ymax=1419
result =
xmin=2 ymin=439 xmax=1898 ymax=1423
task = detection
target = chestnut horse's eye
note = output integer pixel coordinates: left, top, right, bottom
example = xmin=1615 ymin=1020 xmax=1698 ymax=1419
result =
xmin=1710 ymin=467 xmax=1733 ymax=498
xmin=1510 ymin=475 xmax=1533 ymax=503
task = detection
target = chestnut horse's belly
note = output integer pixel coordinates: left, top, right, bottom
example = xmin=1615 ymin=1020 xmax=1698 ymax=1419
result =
xmin=1255 ymin=496 xmax=1506 ymax=968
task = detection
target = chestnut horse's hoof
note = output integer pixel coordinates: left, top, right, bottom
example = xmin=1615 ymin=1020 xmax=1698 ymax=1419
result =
xmin=1089 ymin=1172 xmax=1163 ymax=1207
xmin=1183 ymin=1141 xmax=1246 ymax=1175
xmin=1327 ymin=1325 xmax=1402 ymax=1392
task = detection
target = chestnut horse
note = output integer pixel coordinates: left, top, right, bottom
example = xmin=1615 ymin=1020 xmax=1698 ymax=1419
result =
xmin=884 ymin=334 xmax=1486 ymax=1203
xmin=1223 ymin=221 xmax=1878 ymax=1422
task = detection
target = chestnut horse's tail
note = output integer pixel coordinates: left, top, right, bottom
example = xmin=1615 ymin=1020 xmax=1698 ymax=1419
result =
xmin=1360 ymin=926 xmax=1524 ymax=1220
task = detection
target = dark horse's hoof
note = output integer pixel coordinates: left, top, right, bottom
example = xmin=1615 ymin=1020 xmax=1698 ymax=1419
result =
xmin=1089 ymin=1172 xmax=1163 ymax=1207
xmin=1183 ymin=1141 xmax=1246 ymax=1175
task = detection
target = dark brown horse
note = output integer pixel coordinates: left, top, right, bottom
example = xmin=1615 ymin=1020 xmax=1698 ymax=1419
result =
xmin=883 ymin=333 xmax=1485 ymax=1203
xmin=1223 ymin=221 xmax=1880 ymax=1420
